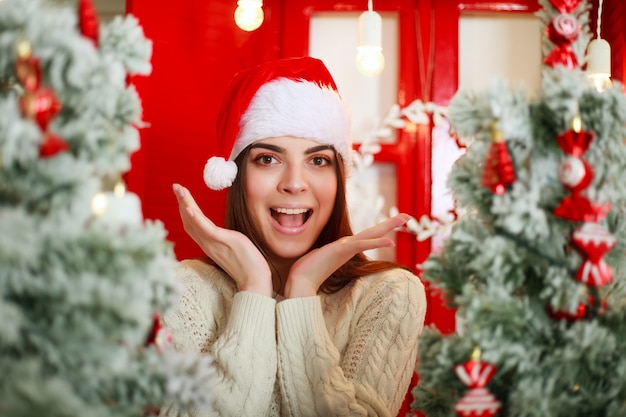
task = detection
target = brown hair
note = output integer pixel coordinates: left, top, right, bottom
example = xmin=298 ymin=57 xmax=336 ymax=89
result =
xmin=224 ymin=144 xmax=408 ymax=294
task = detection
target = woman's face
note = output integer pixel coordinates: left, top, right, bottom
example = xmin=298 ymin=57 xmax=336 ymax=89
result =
xmin=244 ymin=136 xmax=338 ymax=261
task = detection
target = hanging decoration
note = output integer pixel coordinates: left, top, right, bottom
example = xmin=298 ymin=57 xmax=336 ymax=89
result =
xmin=586 ymin=0 xmax=612 ymax=91
xmin=572 ymin=222 xmax=616 ymax=287
xmin=355 ymin=0 xmax=384 ymax=76
xmin=481 ymin=121 xmax=516 ymax=195
xmin=346 ymin=98 xmax=452 ymax=241
xmin=552 ymin=115 xmax=615 ymax=290
xmin=14 ymin=38 xmax=68 ymax=158
xmin=453 ymin=347 xmax=501 ymax=417
xmin=544 ymin=0 xmax=582 ymax=69
xmin=552 ymin=115 xmax=609 ymax=222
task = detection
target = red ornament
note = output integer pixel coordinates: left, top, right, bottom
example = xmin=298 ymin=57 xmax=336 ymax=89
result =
xmin=548 ymin=0 xmax=582 ymax=13
xmin=544 ymin=45 xmax=578 ymax=69
xmin=556 ymin=127 xmax=595 ymax=157
xmin=558 ymin=156 xmax=592 ymax=191
xmin=79 ymin=0 xmax=100 ymax=47
xmin=544 ymin=12 xmax=580 ymax=70
xmin=145 ymin=314 xmax=172 ymax=352
xmin=572 ymin=222 xmax=616 ymax=287
xmin=547 ymin=14 xmax=580 ymax=45
xmin=547 ymin=289 xmax=608 ymax=321
xmin=19 ymin=87 xmax=62 ymax=131
xmin=39 ymin=132 xmax=69 ymax=158
xmin=454 ymin=349 xmax=501 ymax=417
xmin=482 ymin=124 xmax=515 ymax=195
xmin=553 ymin=122 xmax=604 ymax=221
xmin=553 ymin=193 xmax=611 ymax=222
xmin=547 ymin=302 xmax=587 ymax=322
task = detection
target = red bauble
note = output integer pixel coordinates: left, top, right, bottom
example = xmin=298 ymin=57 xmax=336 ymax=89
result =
xmin=482 ymin=141 xmax=515 ymax=194
xmin=19 ymin=87 xmax=62 ymax=131
xmin=39 ymin=132 xmax=69 ymax=158
xmin=79 ymin=0 xmax=100 ymax=46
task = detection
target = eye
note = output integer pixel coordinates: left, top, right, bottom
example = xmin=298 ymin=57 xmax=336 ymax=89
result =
xmin=254 ymin=154 xmax=278 ymax=165
xmin=310 ymin=155 xmax=333 ymax=166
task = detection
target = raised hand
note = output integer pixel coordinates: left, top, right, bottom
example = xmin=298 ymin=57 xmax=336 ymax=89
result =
xmin=172 ymin=184 xmax=273 ymax=297
xmin=283 ymin=214 xmax=411 ymax=298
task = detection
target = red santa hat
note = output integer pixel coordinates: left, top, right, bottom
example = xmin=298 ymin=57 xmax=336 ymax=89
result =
xmin=203 ymin=56 xmax=352 ymax=190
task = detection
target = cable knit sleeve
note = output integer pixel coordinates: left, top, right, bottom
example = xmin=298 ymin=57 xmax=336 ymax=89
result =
xmin=160 ymin=259 xmax=277 ymax=417
xmin=275 ymin=268 xmax=426 ymax=417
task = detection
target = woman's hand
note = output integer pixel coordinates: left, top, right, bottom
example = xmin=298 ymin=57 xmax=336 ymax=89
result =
xmin=172 ymin=184 xmax=273 ymax=297
xmin=283 ymin=214 xmax=411 ymax=298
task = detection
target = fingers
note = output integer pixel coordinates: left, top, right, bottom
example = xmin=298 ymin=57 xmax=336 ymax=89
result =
xmin=354 ymin=213 xmax=411 ymax=240
xmin=172 ymin=183 xmax=202 ymax=213
xmin=172 ymin=183 xmax=217 ymax=239
xmin=353 ymin=236 xmax=395 ymax=253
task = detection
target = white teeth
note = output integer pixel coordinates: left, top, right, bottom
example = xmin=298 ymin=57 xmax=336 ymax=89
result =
xmin=274 ymin=208 xmax=309 ymax=215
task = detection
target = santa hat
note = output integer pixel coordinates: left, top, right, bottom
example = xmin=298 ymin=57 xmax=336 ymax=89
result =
xmin=203 ymin=56 xmax=352 ymax=190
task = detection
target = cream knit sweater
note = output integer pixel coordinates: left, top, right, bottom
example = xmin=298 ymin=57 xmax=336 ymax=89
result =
xmin=160 ymin=259 xmax=426 ymax=417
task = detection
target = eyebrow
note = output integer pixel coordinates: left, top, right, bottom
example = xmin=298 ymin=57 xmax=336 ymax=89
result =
xmin=249 ymin=143 xmax=334 ymax=155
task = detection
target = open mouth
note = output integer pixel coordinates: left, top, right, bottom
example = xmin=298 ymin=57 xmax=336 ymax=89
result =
xmin=270 ymin=208 xmax=312 ymax=228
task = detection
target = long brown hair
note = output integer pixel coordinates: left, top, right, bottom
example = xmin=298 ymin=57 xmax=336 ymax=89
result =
xmin=224 ymin=144 xmax=408 ymax=294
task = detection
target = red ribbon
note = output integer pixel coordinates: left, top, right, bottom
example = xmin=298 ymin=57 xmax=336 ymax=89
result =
xmin=544 ymin=45 xmax=579 ymax=70
xmin=553 ymin=193 xmax=610 ymax=222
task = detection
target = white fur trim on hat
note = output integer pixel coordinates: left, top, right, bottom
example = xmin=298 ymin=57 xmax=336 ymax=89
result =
xmin=232 ymin=78 xmax=352 ymax=170
xmin=203 ymin=157 xmax=238 ymax=190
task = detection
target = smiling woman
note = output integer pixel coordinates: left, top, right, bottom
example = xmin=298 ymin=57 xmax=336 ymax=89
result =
xmin=161 ymin=56 xmax=427 ymax=417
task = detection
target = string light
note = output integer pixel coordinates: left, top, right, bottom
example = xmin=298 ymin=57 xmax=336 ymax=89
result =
xmin=234 ymin=0 xmax=264 ymax=32
xmin=586 ymin=0 xmax=611 ymax=92
xmin=356 ymin=0 xmax=384 ymax=76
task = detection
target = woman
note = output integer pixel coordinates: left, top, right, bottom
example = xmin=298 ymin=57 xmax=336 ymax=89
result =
xmin=162 ymin=57 xmax=427 ymax=417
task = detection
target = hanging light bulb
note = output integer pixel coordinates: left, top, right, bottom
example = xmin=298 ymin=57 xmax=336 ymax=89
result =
xmin=586 ymin=0 xmax=611 ymax=92
xmin=356 ymin=0 xmax=384 ymax=76
xmin=234 ymin=0 xmax=264 ymax=32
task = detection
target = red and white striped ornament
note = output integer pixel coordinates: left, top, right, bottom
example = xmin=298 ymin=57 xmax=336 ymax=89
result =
xmin=454 ymin=348 xmax=501 ymax=417
xmin=572 ymin=222 xmax=616 ymax=287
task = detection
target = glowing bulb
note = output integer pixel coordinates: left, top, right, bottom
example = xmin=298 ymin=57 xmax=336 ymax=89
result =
xmin=356 ymin=46 xmax=385 ymax=76
xmin=92 ymin=192 xmax=108 ymax=217
xmin=234 ymin=0 xmax=264 ymax=32
xmin=586 ymin=38 xmax=612 ymax=92
xmin=589 ymin=74 xmax=612 ymax=92
xmin=356 ymin=9 xmax=384 ymax=76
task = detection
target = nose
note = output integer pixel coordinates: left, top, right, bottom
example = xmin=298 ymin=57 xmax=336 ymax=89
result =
xmin=279 ymin=164 xmax=307 ymax=194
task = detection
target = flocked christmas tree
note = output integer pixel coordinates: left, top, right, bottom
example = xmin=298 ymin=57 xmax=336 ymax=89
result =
xmin=412 ymin=0 xmax=626 ymax=416
xmin=0 ymin=0 xmax=215 ymax=415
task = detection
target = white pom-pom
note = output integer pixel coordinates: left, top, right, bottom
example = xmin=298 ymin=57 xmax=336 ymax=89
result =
xmin=203 ymin=157 xmax=238 ymax=190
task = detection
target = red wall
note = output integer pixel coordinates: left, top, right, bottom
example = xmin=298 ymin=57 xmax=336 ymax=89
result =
xmin=126 ymin=0 xmax=283 ymax=260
